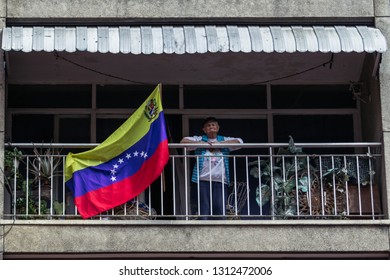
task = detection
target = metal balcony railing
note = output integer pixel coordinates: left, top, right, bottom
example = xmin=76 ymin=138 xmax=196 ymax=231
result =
xmin=2 ymin=142 xmax=383 ymax=220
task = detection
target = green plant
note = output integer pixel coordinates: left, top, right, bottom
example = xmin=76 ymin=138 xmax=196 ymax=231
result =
xmin=53 ymin=201 xmax=64 ymax=215
xmin=3 ymin=146 xmax=65 ymax=218
xmin=319 ymin=156 xmax=374 ymax=187
xmin=4 ymin=147 xmax=23 ymax=169
xmin=249 ymin=137 xmax=375 ymax=218
xmin=16 ymin=195 xmax=49 ymax=216
xmin=3 ymin=147 xmax=24 ymax=193
xmin=29 ymin=145 xmax=62 ymax=186
xmin=250 ymin=136 xmax=315 ymax=217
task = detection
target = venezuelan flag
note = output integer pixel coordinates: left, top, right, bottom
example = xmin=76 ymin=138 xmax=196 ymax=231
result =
xmin=65 ymin=84 xmax=169 ymax=218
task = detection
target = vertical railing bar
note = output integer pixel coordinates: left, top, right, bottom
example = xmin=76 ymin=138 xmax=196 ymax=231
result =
xmin=319 ymin=156 xmax=325 ymax=216
xmin=25 ymin=156 xmax=30 ymax=217
xmin=209 ymin=155 xmax=213 ymax=217
xmin=75 ymin=204 xmax=78 ymax=217
xmin=233 ymin=156 xmax=238 ymax=217
xmin=38 ymin=158 xmax=41 ymax=215
xmin=62 ymin=155 xmax=66 ymax=216
xmin=13 ymin=156 xmax=18 ymax=217
xmin=196 ymin=156 xmax=200 ymax=219
xmin=294 ymin=156 xmax=299 ymax=217
xmin=161 ymin=173 xmax=164 ymax=216
xmin=50 ymin=155 xmax=54 ymax=218
xmin=258 ymin=156 xmax=263 ymax=216
xmin=245 ymin=156 xmax=250 ymax=216
xmin=356 ymin=155 xmax=362 ymax=216
xmin=111 ymin=207 xmax=114 ymax=217
xmin=344 ymin=156 xmax=350 ymax=216
xmin=184 ymin=147 xmax=189 ymax=220
xmin=269 ymin=147 xmax=275 ymax=219
xmin=222 ymin=154 xmax=225 ymax=217
xmin=367 ymin=146 xmax=375 ymax=220
xmin=281 ymin=156 xmax=287 ymax=215
xmin=307 ymin=155 xmax=312 ymax=216
xmin=74 ymin=179 xmax=78 ymax=216
xmin=136 ymin=194 xmax=139 ymax=216
xmin=331 ymin=156 xmax=337 ymax=216
xmin=172 ymin=156 xmax=176 ymax=216
xmin=148 ymin=185 xmax=152 ymax=216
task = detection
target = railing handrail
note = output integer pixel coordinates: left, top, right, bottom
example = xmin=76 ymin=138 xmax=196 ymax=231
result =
xmin=5 ymin=142 xmax=383 ymax=149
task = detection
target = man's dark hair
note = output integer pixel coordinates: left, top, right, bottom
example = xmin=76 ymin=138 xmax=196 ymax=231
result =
xmin=202 ymin=116 xmax=218 ymax=127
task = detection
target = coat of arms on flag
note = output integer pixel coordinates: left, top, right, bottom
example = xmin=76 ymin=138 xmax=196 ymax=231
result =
xmin=144 ymin=98 xmax=158 ymax=121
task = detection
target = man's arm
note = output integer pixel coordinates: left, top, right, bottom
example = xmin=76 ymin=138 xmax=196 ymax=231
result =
xmin=180 ymin=137 xmax=197 ymax=143
xmin=180 ymin=136 xmax=203 ymax=151
xmin=220 ymin=139 xmax=243 ymax=144
xmin=219 ymin=137 xmax=244 ymax=150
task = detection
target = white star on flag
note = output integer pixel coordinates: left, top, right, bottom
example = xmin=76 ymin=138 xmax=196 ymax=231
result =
xmin=107 ymin=149 xmax=149 ymax=181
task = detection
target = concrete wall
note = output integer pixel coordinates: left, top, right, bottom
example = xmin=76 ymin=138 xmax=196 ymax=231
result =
xmin=0 ymin=0 xmax=6 ymax=261
xmin=376 ymin=0 xmax=390 ymax=219
xmin=375 ymin=0 xmax=390 ymax=17
xmin=6 ymin=0 xmax=374 ymax=20
xmin=2 ymin=220 xmax=390 ymax=258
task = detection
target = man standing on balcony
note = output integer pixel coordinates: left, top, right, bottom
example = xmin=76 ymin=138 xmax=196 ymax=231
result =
xmin=181 ymin=117 xmax=243 ymax=219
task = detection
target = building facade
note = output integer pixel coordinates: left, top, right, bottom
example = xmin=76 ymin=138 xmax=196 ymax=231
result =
xmin=1 ymin=0 xmax=390 ymax=259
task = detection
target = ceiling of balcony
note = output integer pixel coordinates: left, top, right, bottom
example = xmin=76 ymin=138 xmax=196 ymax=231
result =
xmin=5 ymin=50 xmax=372 ymax=85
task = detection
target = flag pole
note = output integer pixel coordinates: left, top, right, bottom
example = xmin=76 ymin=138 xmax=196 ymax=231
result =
xmin=159 ymin=83 xmax=167 ymax=193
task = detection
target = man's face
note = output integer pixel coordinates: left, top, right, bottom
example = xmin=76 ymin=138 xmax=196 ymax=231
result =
xmin=202 ymin=121 xmax=219 ymax=135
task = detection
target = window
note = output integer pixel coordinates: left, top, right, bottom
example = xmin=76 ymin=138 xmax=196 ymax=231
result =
xmin=271 ymin=85 xmax=356 ymax=109
xmin=7 ymin=85 xmax=92 ymax=108
xmin=184 ymin=85 xmax=267 ymax=109
xmin=7 ymin=83 xmax=359 ymax=145
xmin=59 ymin=117 xmax=91 ymax=143
xmin=96 ymin=85 xmax=179 ymax=109
xmin=11 ymin=115 xmax=54 ymax=142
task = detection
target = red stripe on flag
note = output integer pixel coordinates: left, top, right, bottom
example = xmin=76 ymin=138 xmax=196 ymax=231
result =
xmin=74 ymin=140 xmax=169 ymax=219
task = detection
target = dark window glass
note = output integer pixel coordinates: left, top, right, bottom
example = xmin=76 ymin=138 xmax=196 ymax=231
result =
xmin=274 ymin=115 xmax=354 ymax=153
xmin=165 ymin=115 xmax=182 ymax=143
xmin=271 ymin=85 xmax=356 ymax=109
xmin=274 ymin=115 xmax=354 ymax=142
xmin=96 ymin=118 xmax=127 ymax=143
xmin=7 ymin=85 xmax=92 ymax=108
xmin=96 ymin=85 xmax=179 ymax=109
xmin=11 ymin=115 xmax=54 ymax=142
xmin=59 ymin=117 xmax=91 ymax=143
xmin=184 ymin=85 xmax=267 ymax=109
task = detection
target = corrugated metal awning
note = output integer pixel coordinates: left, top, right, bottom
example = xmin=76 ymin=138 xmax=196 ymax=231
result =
xmin=1 ymin=25 xmax=387 ymax=54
